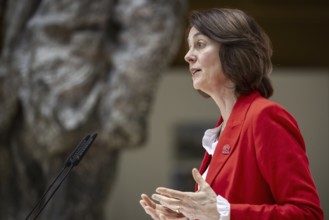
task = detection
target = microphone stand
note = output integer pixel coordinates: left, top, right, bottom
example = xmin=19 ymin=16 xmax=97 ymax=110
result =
xmin=25 ymin=133 xmax=97 ymax=220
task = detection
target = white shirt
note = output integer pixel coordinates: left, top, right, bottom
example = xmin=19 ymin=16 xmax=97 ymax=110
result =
xmin=201 ymin=126 xmax=230 ymax=220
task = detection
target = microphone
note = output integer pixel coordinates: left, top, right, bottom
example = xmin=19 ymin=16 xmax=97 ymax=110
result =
xmin=25 ymin=133 xmax=97 ymax=220
xmin=64 ymin=133 xmax=97 ymax=167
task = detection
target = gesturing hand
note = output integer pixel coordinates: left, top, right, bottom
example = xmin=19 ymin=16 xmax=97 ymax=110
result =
xmin=140 ymin=193 xmax=187 ymax=220
xmin=144 ymin=168 xmax=220 ymax=220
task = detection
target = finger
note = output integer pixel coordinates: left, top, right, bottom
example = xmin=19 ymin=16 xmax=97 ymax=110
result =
xmin=143 ymin=203 xmax=164 ymax=220
xmin=140 ymin=200 xmax=147 ymax=208
xmin=140 ymin=199 xmax=154 ymax=210
xmin=149 ymin=203 xmax=180 ymax=220
xmin=140 ymin=200 xmax=156 ymax=218
xmin=192 ymin=168 xmax=208 ymax=189
xmin=155 ymin=187 xmax=188 ymax=200
xmin=152 ymin=194 xmax=181 ymax=211
xmin=160 ymin=213 xmax=186 ymax=220
xmin=141 ymin=194 xmax=156 ymax=209
xmin=158 ymin=207 xmax=185 ymax=220
xmin=144 ymin=206 xmax=160 ymax=220
xmin=152 ymin=194 xmax=184 ymax=214
xmin=141 ymin=198 xmax=180 ymax=220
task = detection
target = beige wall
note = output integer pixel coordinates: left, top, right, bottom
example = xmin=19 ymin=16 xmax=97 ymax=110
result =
xmin=106 ymin=67 xmax=329 ymax=219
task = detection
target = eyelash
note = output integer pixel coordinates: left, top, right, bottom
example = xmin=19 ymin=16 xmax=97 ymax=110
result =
xmin=186 ymin=40 xmax=206 ymax=52
xmin=195 ymin=40 xmax=205 ymax=48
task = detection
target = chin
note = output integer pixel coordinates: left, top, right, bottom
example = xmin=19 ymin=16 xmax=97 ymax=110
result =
xmin=192 ymin=81 xmax=201 ymax=90
xmin=197 ymin=90 xmax=211 ymax=98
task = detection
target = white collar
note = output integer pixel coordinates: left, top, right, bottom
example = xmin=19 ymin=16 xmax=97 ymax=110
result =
xmin=202 ymin=125 xmax=222 ymax=155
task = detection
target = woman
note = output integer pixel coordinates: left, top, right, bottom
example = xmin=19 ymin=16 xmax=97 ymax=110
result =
xmin=140 ymin=8 xmax=323 ymax=220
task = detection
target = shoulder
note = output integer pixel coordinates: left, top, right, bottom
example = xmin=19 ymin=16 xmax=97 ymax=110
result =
xmin=250 ymin=96 xmax=283 ymax=113
xmin=247 ymin=95 xmax=299 ymax=129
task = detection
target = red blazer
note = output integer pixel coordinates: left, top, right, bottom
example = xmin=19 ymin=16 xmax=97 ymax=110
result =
xmin=198 ymin=91 xmax=323 ymax=220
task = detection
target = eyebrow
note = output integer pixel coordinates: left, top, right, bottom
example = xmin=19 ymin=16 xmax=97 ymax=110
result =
xmin=187 ymin=32 xmax=203 ymax=44
xmin=193 ymin=32 xmax=203 ymax=38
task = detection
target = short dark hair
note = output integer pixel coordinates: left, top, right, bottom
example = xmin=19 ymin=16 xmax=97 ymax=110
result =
xmin=188 ymin=8 xmax=273 ymax=98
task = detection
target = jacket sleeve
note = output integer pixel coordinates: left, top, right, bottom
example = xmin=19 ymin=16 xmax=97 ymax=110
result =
xmin=230 ymin=104 xmax=323 ymax=220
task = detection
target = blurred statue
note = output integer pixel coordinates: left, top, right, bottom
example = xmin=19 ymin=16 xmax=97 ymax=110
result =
xmin=0 ymin=0 xmax=186 ymax=219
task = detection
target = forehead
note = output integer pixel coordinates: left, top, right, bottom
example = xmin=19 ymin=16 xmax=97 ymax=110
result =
xmin=187 ymin=27 xmax=212 ymax=47
xmin=187 ymin=26 xmax=221 ymax=50
xmin=188 ymin=26 xmax=218 ymax=48
xmin=187 ymin=27 xmax=201 ymax=41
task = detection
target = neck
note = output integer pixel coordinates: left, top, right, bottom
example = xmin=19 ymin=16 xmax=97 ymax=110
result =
xmin=211 ymin=89 xmax=237 ymax=129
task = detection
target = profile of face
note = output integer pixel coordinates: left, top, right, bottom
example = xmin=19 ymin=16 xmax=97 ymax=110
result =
xmin=184 ymin=27 xmax=231 ymax=96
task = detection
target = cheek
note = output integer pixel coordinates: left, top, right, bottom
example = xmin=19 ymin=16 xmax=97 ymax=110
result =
xmin=201 ymin=52 xmax=222 ymax=77
xmin=202 ymin=52 xmax=227 ymax=88
xmin=200 ymin=49 xmax=221 ymax=67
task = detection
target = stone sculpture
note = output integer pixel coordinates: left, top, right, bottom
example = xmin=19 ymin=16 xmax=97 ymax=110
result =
xmin=0 ymin=0 xmax=186 ymax=219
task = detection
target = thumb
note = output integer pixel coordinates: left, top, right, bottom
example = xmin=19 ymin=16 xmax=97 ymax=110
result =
xmin=192 ymin=168 xmax=207 ymax=189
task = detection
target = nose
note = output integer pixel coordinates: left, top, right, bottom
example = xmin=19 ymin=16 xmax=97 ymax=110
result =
xmin=184 ymin=50 xmax=196 ymax=63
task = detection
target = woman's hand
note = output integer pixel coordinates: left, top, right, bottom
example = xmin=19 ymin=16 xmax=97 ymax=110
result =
xmin=140 ymin=193 xmax=187 ymax=219
xmin=151 ymin=168 xmax=220 ymax=220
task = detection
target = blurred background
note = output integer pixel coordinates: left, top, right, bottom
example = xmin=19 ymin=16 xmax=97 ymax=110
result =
xmin=0 ymin=0 xmax=328 ymax=219
xmin=106 ymin=0 xmax=329 ymax=219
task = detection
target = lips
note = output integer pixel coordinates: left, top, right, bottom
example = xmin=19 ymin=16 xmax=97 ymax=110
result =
xmin=190 ymin=68 xmax=201 ymax=76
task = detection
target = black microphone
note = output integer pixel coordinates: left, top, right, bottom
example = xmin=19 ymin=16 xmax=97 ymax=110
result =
xmin=25 ymin=133 xmax=97 ymax=220
xmin=64 ymin=133 xmax=97 ymax=167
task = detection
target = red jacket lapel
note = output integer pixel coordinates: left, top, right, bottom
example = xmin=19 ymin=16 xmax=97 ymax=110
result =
xmin=204 ymin=92 xmax=260 ymax=186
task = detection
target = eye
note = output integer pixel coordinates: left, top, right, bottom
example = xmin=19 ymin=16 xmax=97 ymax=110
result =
xmin=195 ymin=40 xmax=205 ymax=49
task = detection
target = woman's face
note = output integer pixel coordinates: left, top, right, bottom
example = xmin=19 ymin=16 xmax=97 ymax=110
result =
xmin=184 ymin=27 xmax=230 ymax=96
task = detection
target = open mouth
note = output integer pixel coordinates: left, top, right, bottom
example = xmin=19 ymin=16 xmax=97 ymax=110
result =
xmin=191 ymin=69 xmax=201 ymax=76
